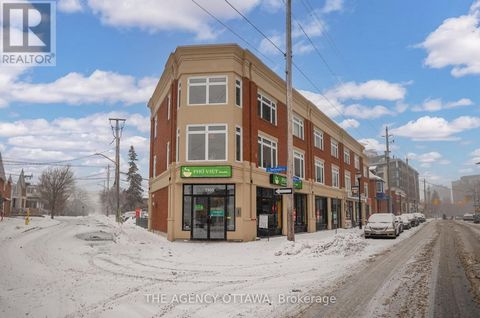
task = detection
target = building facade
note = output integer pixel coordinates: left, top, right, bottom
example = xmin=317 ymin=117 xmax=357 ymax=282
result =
xmin=148 ymin=44 xmax=370 ymax=241
xmin=452 ymin=174 xmax=480 ymax=214
xmin=0 ymin=152 xmax=12 ymax=217
xmin=369 ymin=155 xmax=419 ymax=214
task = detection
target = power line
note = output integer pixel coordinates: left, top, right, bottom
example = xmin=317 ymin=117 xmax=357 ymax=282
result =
xmin=224 ymin=0 xmax=285 ymax=55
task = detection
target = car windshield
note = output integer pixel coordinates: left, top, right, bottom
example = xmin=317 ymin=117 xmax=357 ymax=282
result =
xmin=368 ymin=214 xmax=393 ymax=223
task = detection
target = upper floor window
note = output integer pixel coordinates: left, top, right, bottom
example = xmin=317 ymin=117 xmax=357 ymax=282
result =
xmin=187 ymin=124 xmax=227 ymax=161
xmin=154 ymin=115 xmax=158 ymax=139
xmin=294 ymin=150 xmax=304 ymax=179
xmin=314 ymin=128 xmax=324 ymax=149
xmin=176 ymin=128 xmax=180 ymax=162
xmin=315 ymin=159 xmax=324 ymax=184
xmin=293 ymin=115 xmax=304 ymax=139
xmin=236 ymin=126 xmax=242 ymax=162
xmin=344 ymin=148 xmax=350 ymax=164
xmin=363 ymin=166 xmax=368 ymax=178
xmin=167 ymin=94 xmax=171 ymax=120
xmin=188 ymin=76 xmax=227 ymax=105
xmin=332 ymin=165 xmax=340 ymax=188
xmin=258 ymin=135 xmax=277 ymax=169
xmin=345 ymin=172 xmax=352 ymax=193
xmin=376 ymin=181 xmax=384 ymax=193
xmin=364 ymin=182 xmax=369 ymax=197
xmin=177 ymin=81 xmax=181 ymax=109
xmin=257 ymin=93 xmax=277 ymax=125
xmin=153 ymin=155 xmax=157 ymax=177
xmin=235 ymin=78 xmax=242 ymax=107
xmin=331 ymin=139 xmax=339 ymax=158
xmin=354 ymin=154 xmax=360 ymax=170
xmin=166 ymin=142 xmax=170 ymax=168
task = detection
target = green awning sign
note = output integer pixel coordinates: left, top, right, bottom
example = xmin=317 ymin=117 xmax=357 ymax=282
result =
xmin=181 ymin=165 xmax=232 ymax=178
xmin=269 ymin=174 xmax=302 ymax=189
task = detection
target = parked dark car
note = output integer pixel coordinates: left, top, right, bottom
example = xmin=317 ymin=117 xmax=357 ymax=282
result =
xmin=474 ymin=214 xmax=480 ymax=224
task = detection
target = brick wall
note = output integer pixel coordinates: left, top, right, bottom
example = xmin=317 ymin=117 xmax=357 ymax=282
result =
xmin=151 ymin=187 xmax=168 ymax=233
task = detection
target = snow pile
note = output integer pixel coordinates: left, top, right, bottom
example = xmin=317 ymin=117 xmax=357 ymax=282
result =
xmin=275 ymin=232 xmax=367 ymax=257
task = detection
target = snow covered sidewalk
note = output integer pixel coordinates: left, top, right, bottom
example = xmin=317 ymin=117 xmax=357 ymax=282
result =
xmin=0 ymin=215 xmax=427 ymax=318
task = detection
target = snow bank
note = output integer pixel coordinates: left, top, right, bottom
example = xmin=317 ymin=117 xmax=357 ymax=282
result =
xmin=275 ymin=232 xmax=367 ymax=257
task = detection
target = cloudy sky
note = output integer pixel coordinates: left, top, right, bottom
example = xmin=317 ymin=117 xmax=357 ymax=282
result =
xmin=1 ymin=0 xmax=479 ymax=190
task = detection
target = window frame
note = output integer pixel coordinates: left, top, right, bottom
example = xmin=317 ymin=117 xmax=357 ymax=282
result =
xmin=293 ymin=115 xmax=304 ymax=140
xmin=154 ymin=115 xmax=158 ymax=139
xmin=331 ymin=139 xmax=339 ymax=158
xmin=344 ymin=148 xmax=350 ymax=164
xmin=257 ymin=92 xmax=277 ymax=125
xmin=187 ymin=76 xmax=228 ymax=106
xmin=235 ymin=126 xmax=243 ymax=162
xmin=314 ymin=159 xmax=325 ymax=184
xmin=176 ymin=128 xmax=180 ymax=162
xmin=166 ymin=141 xmax=170 ymax=168
xmin=313 ymin=128 xmax=324 ymax=149
xmin=345 ymin=171 xmax=352 ymax=193
xmin=235 ymin=77 xmax=242 ymax=107
xmin=167 ymin=94 xmax=171 ymax=120
xmin=186 ymin=124 xmax=228 ymax=162
xmin=293 ymin=150 xmax=305 ymax=179
xmin=153 ymin=155 xmax=157 ymax=177
xmin=354 ymin=154 xmax=360 ymax=170
xmin=332 ymin=165 xmax=340 ymax=188
xmin=257 ymin=134 xmax=278 ymax=169
xmin=177 ymin=81 xmax=181 ymax=109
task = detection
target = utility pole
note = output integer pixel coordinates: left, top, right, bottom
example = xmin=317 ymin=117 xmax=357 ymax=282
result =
xmin=106 ymin=165 xmax=110 ymax=216
xmin=384 ymin=126 xmax=393 ymax=214
xmin=109 ymin=118 xmax=126 ymax=223
xmin=285 ymin=0 xmax=294 ymax=241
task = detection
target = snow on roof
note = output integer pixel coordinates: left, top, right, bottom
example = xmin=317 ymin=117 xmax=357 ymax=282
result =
xmin=369 ymin=171 xmax=384 ymax=181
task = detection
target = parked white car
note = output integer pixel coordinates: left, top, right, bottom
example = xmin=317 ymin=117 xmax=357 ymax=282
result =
xmin=400 ymin=214 xmax=411 ymax=230
xmin=364 ymin=213 xmax=399 ymax=239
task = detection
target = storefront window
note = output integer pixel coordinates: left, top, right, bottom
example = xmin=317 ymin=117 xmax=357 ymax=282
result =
xmin=331 ymin=198 xmax=342 ymax=228
xmin=256 ymin=187 xmax=282 ymax=236
xmin=294 ymin=193 xmax=307 ymax=233
xmin=315 ymin=196 xmax=328 ymax=231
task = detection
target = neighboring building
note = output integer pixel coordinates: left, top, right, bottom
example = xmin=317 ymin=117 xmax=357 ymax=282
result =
xmin=452 ymin=174 xmax=480 ymax=214
xmin=368 ymin=170 xmax=385 ymax=214
xmin=429 ymin=184 xmax=452 ymax=205
xmin=369 ymin=155 xmax=420 ymax=214
xmin=148 ymin=44 xmax=370 ymax=241
xmin=11 ymin=169 xmax=27 ymax=214
xmin=0 ymin=152 xmax=13 ymax=217
xmin=25 ymin=183 xmax=45 ymax=215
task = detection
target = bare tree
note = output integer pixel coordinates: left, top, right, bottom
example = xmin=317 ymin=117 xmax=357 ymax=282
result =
xmin=38 ymin=166 xmax=75 ymax=219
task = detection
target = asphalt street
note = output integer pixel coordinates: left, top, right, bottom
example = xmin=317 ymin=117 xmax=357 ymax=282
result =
xmin=300 ymin=220 xmax=480 ymax=318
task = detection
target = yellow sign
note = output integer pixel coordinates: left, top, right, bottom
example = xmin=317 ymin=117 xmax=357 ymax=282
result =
xmin=25 ymin=208 xmax=30 ymax=225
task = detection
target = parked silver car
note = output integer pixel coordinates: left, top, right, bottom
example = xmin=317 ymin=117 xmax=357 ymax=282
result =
xmin=400 ymin=214 xmax=411 ymax=230
xmin=365 ymin=213 xmax=399 ymax=239
xmin=395 ymin=216 xmax=404 ymax=233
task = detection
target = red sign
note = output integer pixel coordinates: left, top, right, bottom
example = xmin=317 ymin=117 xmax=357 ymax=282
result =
xmin=135 ymin=208 xmax=141 ymax=219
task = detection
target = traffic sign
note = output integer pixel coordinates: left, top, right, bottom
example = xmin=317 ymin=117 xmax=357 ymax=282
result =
xmin=266 ymin=166 xmax=287 ymax=173
xmin=275 ymin=188 xmax=293 ymax=195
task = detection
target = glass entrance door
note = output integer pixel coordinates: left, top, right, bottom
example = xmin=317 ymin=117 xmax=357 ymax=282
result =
xmin=209 ymin=196 xmax=226 ymax=240
xmin=192 ymin=197 xmax=208 ymax=239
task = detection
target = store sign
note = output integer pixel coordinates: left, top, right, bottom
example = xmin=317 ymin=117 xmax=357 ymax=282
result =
xmin=259 ymin=214 xmax=269 ymax=229
xmin=269 ymin=174 xmax=302 ymax=189
xmin=210 ymin=210 xmax=224 ymax=217
xmin=180 ymin=165 xmax=232 ymax=178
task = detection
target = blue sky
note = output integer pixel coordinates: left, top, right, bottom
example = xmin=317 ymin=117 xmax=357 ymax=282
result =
xmin=0 ymin=0 xmax=479 ymax=190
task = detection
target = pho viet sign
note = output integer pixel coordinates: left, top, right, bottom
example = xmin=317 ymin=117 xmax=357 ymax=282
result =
xmin=269 ymin=174 xmax=302 ymax=189
xmin=180 ymin=165 xmax=232 ymax=178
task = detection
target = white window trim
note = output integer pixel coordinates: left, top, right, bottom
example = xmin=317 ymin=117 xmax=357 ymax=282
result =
xmin=258 ymin=134 xmax=278 ymax=169
xmin=153 ymin=155 xmax=157 ymax=177
xmin=235 ymin=126 xmax=243 ymax=162
xmin=187 ymin=76 xmax=228 ymax=106
xmin=345 ymin=172 xmax=352 ymax=194
xmin=314 ymin=158 xmax=325 ymax=184
xmin=354 ymin=154 xmax=360 ymax=170
xmin=293 ymin=115 xmax=304 ymax=140
xmin=186 ymin=124 xmax=228 ymax=162
xmin=176 ymin=128 xmax=180 ymax=162
xmin=166 ymin=142 xmax=170 ymax=168
xmin=257 ymin=92 xmax=277 ymax=126
xmin=314 ymin=128 xmax=324 ymax=149
xmin=177 ymin=81 xmax=181 ymax=109
xmin=293 ymin=149 xmax=305 ymax=179
xmin=344 ymin=148 xmax=350 ymax=164
xmin=235 ymin=77 xmax=242 ymax=108
xmin=167 ymin=94 xmax=171 ymax=120
xmin=331 ymin=139 xmax=339 ymax=158
xmin=154 ymin=115 xmax=158 ymax=139
xmin=332 ymin=165 xmax=340 ymax=189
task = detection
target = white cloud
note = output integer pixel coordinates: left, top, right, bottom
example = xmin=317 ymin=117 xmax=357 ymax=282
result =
xmin=338 ymin=119 xmax=359 ymax=129
xmin=58 ymin=0 xmax=84 ymax=13
xmin=87 ymin=0 xmax=261 ymax=40
xmin=0 ymin=69 xmax=156 ymax=107
xmin=459 ymin=168 xmax=474 ymax=174
xmin=322 ymin=0 xmax=344 ymax=14
xmin=326 ymin=80 xmax=407 ymax=101
xmin=407 ymin=151 xmax=450 ymax=168
xmin=298 ymin=89 xmax=345 ymax=118
xmin=359 ymin=138 xmax=385 ymax=153
xmin=412 ymin=98 xmax=474 ymax=112
xmin=391 ymin=115 xmax=480 ymax=141
xmin=343 ymin=104 xmax=394 ymax=119
xmin=419 ymin=1 xmax=480 ymax=77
